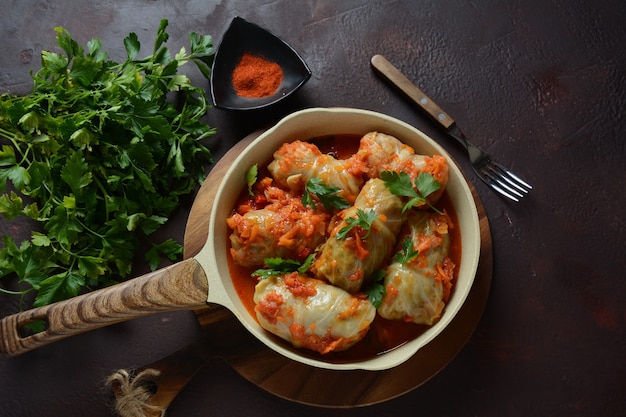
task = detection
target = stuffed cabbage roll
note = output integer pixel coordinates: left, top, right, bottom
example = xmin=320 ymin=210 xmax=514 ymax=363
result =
xmin=356 ymin=132 xmax=449 ymax=204
xmin=267 ymin=140 xmax=366 ymax=203
xmin=254 ymin=272 xmax=376 ymax=354
xmin=227 ymin=179 xmax=329 ymax=267
xmin=313 ymin=178 xmax=405 ymax=293
xmin=378 ymin=211 xmax=456 ymax=325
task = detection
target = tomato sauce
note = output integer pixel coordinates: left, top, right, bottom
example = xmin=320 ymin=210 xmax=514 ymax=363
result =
xmin=226 ymin=134 xmax=462 ymax=363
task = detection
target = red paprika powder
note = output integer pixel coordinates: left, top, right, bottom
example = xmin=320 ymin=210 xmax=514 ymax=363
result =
xmin=232 ymin=53 xmax=284 ymax=98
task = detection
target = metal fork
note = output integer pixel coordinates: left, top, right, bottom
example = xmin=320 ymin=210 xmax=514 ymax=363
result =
xmin=371 ymin=54 xmax=532 ymax=202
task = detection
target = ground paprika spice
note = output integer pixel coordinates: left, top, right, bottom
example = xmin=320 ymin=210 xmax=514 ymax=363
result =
xmin=232 ymin=53 xmax=284 ymax=98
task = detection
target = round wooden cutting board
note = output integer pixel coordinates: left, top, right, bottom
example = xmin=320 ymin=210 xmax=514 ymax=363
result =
xmin=161 ymin=130 xmax=493 ymax=407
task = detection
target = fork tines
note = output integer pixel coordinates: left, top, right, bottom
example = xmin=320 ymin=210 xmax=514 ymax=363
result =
xmin=480 ymin=161 xmax=533 ymax=202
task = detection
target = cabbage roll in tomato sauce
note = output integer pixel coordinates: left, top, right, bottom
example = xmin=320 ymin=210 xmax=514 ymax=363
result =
xmin=227 ymin=179 xmax=329 ymax=267
xmin=356 ymin=132 xmax=449 ymax=204
xmin=254 ymin=273 xmax=376 ymax=354
xmin=313 ymin=178 xmax=405 ymax=293
xmin=378 ymin=211 xmax=456 ymax=325
xmin=267 ymin=140 xmax=366 ymax=203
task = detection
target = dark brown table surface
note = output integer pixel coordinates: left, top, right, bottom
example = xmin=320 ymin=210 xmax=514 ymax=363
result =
xmin=1 ymin=1 xmax=624 ymax=416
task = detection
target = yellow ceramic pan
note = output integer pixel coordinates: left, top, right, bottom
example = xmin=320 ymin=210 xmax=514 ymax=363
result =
xmin=0 ymin=108 xmax=481 ymax=371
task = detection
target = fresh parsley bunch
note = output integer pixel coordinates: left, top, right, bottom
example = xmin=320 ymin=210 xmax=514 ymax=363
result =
xmin=0 ymin=20 xmax=216 ymax=308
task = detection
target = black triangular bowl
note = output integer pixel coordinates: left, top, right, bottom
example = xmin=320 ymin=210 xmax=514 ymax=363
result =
xmin=210 ymin=17 xmax=312 ymax=111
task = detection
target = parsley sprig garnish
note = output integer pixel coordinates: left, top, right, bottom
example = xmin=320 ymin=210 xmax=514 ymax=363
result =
xmin=335 ymin=209 xmax=378 ymax=240
xmin=0 ymin=20 xmax=216 ymax=309
xmin=380 ymin=171 xmax=442 ymax=213
xmin=252 ymin=255 xmax=315 ymax=279
xmin=364 ymin=269 xmax=386 ymax=308
xmin=302 ymin=177 xmax=351 ymax=211
xmin=394 ymin=236 xmax=419 ymax=264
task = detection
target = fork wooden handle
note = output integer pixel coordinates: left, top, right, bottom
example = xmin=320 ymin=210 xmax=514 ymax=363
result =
xmin=371 ymin=54 xmax=455 ymax=129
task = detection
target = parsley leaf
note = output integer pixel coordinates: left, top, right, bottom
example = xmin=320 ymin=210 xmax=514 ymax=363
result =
xmin=145 ymin=238 xmax=184 ymax=271
xmin=414 ymin=172 xmax=442 ymax=200
xmin=380 ymin=171 xmax=442 ymax=213
xmin=335 ymin=209 xmax=378 ymax=240
xmin=364 ymin=269 xmax=386 ymax=308
xmin=302 ymin=177 xmax=351 ymax=211
xmin=252 ymin=255 xmax=315 ymax=279
xmin=394 ymin=236 xmax=419 ymax=264
xmin=245 ymin=164 xmax=258 ymax=196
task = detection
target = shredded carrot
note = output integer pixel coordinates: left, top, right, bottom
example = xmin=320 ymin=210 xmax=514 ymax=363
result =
xmin=337 ymin=298 xmax=362 ymax=321
xmin=423 ymin=155 xmax=448 ymax=181
xmin=430 ymin=212 xmax=450 ymax=235
xmin=416 ymin=234 xmax=435 ymax=253
xmin=345 ymin=154 xmax=368 ymax=176
xmin=435 ymin=257 xmax=455 ymax=302
xmin=354 ymin=233 xmax=369 ymax=259
xmin=347 ymin=268 xmax=364 ymax=282
xmin=383 ymin=285 xmax=399 ymax=306
xmin=289 ymin=323 xmax=345 ymax=355
xmin=255 ymin=291 xmax=284 ymax=325
xmin=277 ymin=224 xmax=301 ymax=247
xmin=284 ymin=273 xmax=318 ymax=298
xmin=271 ymin=142 xmax=321 ymax=175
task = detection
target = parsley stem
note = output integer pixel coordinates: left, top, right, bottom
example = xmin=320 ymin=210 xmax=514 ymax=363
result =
xmin=0 ymin=126 xmax=17 ymax=141
xmin=92 ymin=176 xmax=111 ymax=221
xmin=0 ymin=127 xmax=28 ymax=161
xmin=74 ymin=218 xmax=106 ymax=239
xmin=17 ymin=144 xmax=34 ymax=167
xmin=0 ymin=127 xmax=36 ymax=166
xmin=41 ymin=181 xmax=62 ymax=207
xmin=0 ymin=287 xmax=24 ymax=295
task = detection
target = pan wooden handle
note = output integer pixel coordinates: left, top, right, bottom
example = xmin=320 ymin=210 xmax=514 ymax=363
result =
xmin=0 ymin=258 xmax=208 ymax=357
xmin=371 ymin=54 xmax=455 ymax=129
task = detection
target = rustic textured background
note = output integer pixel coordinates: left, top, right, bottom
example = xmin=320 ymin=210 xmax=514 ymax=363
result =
xmin=1 ymin=1 xmax=624 ymax=416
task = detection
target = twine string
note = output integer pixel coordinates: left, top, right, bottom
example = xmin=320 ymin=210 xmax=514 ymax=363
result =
xmin=107 ymin=369 xmax=166 ymax=417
